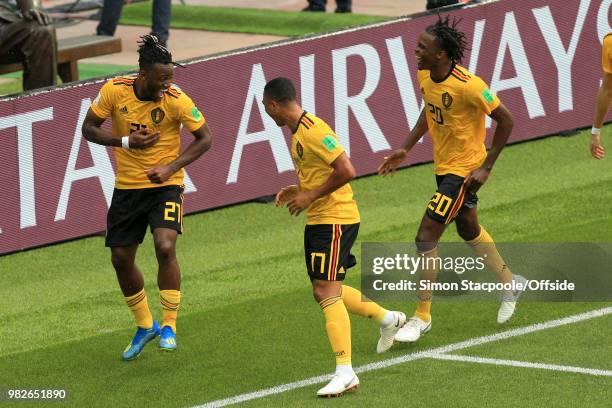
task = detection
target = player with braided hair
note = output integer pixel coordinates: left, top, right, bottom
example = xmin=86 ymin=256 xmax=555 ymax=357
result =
xmin=137 ymin=34 xmax=176 ymax=67
xmin=379 ymin=15 xmax=525 ymax=342
xmin=425 ymin=14 xmax=469 ymax=63
xmin=82 ymin=35 xmax=212 ymax=360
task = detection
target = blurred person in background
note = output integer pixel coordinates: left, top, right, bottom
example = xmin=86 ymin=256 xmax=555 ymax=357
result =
xmin=0 ymin=0 xmax=57 ymax=90
xmin=303 ymin=0 xmax=351 ymax=13
xmin=97 ymin=0 xmax=171 ymax=47
xmin=427 ymin=0 xmax=479 ymax=10
xmin=427 ymin=0 xmax=459 ymax=9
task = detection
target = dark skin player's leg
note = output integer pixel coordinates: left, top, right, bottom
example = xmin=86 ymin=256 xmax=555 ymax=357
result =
xmin=414 ymin=214 xmax=447 ymax=301
xmin=111 ymin=243 xmax=143 ymax=296
xmin=454 ymin=206 xmax=481 ymax=241
xmin=415 ymin=214 xmax=447 ymax=252
xmin=153 ymin=228 xmax=180 ymax=290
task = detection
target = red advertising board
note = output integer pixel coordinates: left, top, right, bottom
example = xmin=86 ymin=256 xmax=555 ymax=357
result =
xmin=0 ymin=0 xmax=609 ymax=254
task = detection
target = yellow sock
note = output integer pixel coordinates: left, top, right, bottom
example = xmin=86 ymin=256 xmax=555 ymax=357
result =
xmin=341 ymin=285 xmax=387 ymax=323
xmin=467 ymin=226 xmax=513 ymax=284
xmin=160 ymin=289 xmax=181 ymax=332
xmin=125 ymin=288 xmax=153 ymax=329
xmin=319 ymin=296 xmax=351 ymax=366
xmin=415 ymin=300 xmax=431 ymax=322
xmin=415 ymin=246 xmax=438 ymax=322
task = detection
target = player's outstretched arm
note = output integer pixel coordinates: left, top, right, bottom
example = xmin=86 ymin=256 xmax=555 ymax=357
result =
xmin=146 ymin=122 xmax=212 ymax=184
xmin=591 ymin=72 xmax=611 ymax=159
xmin=286 ymin=153 xmax=355 ymax=216
xmin=464 ymin=103 xmax=513 ymax=194
xmin=378 ymin=108 xmax=428 ymax=176
xmin=82 ymin=109 xmax=160 ymax=148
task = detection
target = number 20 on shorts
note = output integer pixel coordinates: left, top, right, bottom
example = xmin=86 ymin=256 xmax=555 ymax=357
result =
xmin=427 ymin=192 xmax=452 ymax=216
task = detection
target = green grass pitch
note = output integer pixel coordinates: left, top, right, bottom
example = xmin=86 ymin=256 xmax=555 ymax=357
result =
xmin=120 ymin=3 xmax=389 ymax=37
xmin=0 ymin=128 xmax=611 ymax=407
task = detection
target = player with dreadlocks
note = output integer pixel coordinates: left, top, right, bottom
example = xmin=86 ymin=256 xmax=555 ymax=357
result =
xmin=378 ymin=15 xmax=525 ymax=343
xmin=82 ymin=35 xmax=212 ymax=360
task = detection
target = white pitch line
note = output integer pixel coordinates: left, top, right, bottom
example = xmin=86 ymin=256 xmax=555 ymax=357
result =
xmin=193 ymin=306 xmax=612 ymax=408
xmin=425 ymin=353 xmax=612 ymax=377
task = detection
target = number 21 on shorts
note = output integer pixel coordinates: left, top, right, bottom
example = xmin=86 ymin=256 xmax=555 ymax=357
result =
xmin=164 ymin=202 xmax=183 ymax=223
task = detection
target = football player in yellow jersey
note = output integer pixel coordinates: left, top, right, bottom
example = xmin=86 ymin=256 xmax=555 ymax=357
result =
xmin=263 ymin=77 xmax=406 ymax=398
xmin=379 ymin=16 xmax=525 ymax=342
xmin=82 ymin=35 xmax=212 ymax=360
xmin=590 ymin=32 xmax=611 ymax=159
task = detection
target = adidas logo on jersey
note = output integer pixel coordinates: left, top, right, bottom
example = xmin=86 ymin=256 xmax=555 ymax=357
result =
xmin=120 ymin=106 xmax=128 ymax=114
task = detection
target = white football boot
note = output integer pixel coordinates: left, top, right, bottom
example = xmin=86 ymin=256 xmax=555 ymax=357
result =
xmin=394 ymin=315 xmax=432 ymax=343
xmin=376 ymin=311 xmax=406 ymax=353
xmin=317 ymin=373 xmax=360 ymax=397
xmin=497 ymin=274 xmax=528 ymax=324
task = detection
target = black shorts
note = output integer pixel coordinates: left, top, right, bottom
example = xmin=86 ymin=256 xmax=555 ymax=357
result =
xmin=425 ymin=174 xmax=478 ymax=225
xmin=304 ymin=223 xmax=359 ymax=281
xmin=105 ymin=185 xmax=184 ymax=247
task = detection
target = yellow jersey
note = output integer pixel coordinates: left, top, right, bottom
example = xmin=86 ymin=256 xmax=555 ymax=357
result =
xmin=418 ymin=64 xmax=500 ymax=177
xmin=291 ymin=113 xmax=360 ymax=225
xmin=603 ymin=33 xmax=612 ymax=74
xmin=91 ymin=76 xmax=206 ymax=189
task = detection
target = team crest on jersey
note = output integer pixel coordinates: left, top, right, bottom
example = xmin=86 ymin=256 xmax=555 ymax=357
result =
xmin=150 ymin=108 xmax=165 ymax=124
xmin=442 ymin=92 xmax=453 ymax=108
xmin=296 ymin=141 xmax=304 ymax=159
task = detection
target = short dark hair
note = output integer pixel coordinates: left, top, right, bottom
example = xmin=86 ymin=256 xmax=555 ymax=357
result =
xmin=425 ymin=15 xmax=469 ymax=63
xmin=264 ymin=77 xmax=296 ymax=103
xmin=137 ymin=34 xmax=174 ymax=69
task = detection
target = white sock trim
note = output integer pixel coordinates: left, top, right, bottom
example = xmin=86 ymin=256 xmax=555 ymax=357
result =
xmin=335 ymin=364 xmax=355 ymax=377
xmin=380 ymin=310 xmax=395 ymax=327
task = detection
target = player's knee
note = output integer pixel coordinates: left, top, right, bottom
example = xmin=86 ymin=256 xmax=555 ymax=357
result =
xmin=414 ymin=231 xmax=425 ymax=244
xmin=456 ymin=227 xmax=475 ymax=241
xmin=415 ymin=230 xmax=438 ymax=253
xmin=415 ymin=229 xmax=436 ymax=246
xmin=312 ymin=285 xmax=324 ymax=302
xmin=456 ymin=220 xmax=479 ymax=241
xmin=111 ymin=250 xmax=133 ymax=270
xmin=312 ymin=282 xmax=331 ymax=302
xmin=154 ymin=239 xmax=176 ymax=260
